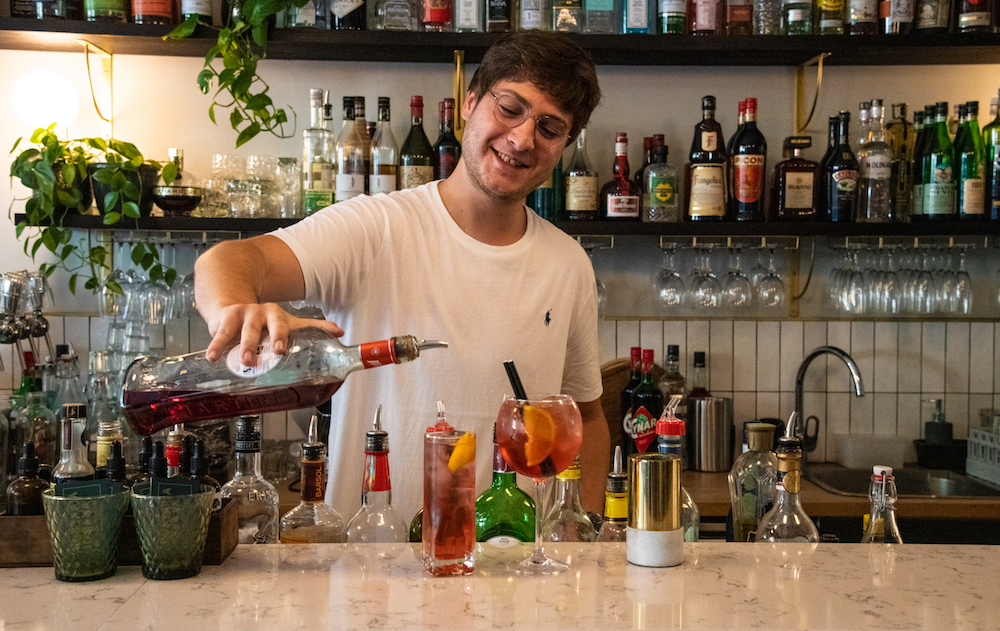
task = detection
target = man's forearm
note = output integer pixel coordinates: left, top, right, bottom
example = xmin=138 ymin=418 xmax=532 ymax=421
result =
xmin=578 ymin=398 xmax=610 ymax=514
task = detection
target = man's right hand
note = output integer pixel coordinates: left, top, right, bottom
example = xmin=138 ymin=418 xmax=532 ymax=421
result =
xmin=204 ymin=302 xmax=345 ymax=364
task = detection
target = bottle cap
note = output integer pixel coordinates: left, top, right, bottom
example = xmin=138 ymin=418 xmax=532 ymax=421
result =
xmin=936 ymin=101 xmax=949 ymax=117
xmin=693 ymin=351 xmax=706 ymax=367
xmin=342 ymin=96 xmax=355 ymax=120
xmin=427 ymin=399 xmax=454 ymax=432
xmin=652 ymin=134 xmax=665 ymax=147
xmin=411 ymin=95 xmax=423 ymax=108
xmin=310 ymin=88 xmax=324 ymax=104
xmin=967 ymin=101 xmax=979 ymax=116
xmin=150 ymin=441 xmax=168 ymax=478
xmin=106 ymin=441 xmax=126 ymax=481
xmin=354 ymin=96 xmax=365 ymax=117
xmin=616 ymin=132 xmax=627 ymax=142
xmin=56 ymin=343 xmax=69 ymax=357
xmin=365 ymin=404 xmax=389 ymax=452
xmin=628 ymin=453 xmax=680 ymax=532
xmin=138 ymin=436 xmax=153 ymax=472
xmin=666 ymin=344 xmax=679 ymax=362
xmin=744 ymin=98 xmax=757 ymax=113
xmin=784 ymin=136 xmax=811 ymax=151
xmin=606 ymin=445 xmax=627 ymax=494
xmin=179 ymin=434 xmax=196 ymax=472
xmin=652 ymin=145 xmax=668 ymax=160
xmin=656 ymin=418 xmax=685 ymax=437
xmin=701 ymin=95 xmax=715 ymax=110
xmin=873 ymin=465 xmax=893 ymax=478
xmin=16 ymin=442 xmax=39 ymax=476
xmin=746 ymin=422 xmax=776 ymax=452
xmin=378 ymin=96 xmax=390 ymax=108
xmin=234 ymin=415 xmax=262 ymax=453
xmin=191 ymin=439 xmax=212 ymax=477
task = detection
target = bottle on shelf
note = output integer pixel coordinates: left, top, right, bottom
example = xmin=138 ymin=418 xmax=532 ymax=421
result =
xmin=911 ymin=104 xmax=935 ymax=219
xmin=620 ymin=346 xmax=643 ymax=455
xmin=913 ymin=0 xmax=948 ymax=32
xmin=984 ymin=89 xmax=1000 ymax=220
xmin=190 ymin=439 xmax=223 ymax=511
xmin=527 ymin=157 xmax=563 ymax=222
xmin=643 ymin=144 xmax=681 ymax=222
xmin=285 ymin=415 xmax=348 ymax=543
xmin=132 ymin=0 xmax=175 ymax=24
xmin=148 ymin=441 xmax=168 ymax=480
xmin=399 ymin=96 xmax=435 ymax=190
xmin=122 ymin=329 xmax=447 ymax=436
xmin=518 ymin=0 xmax=543 ymax=29
xmin=658 ymin=344 xmax=687 ymax=419
xmin=177 ymin=434 xmax=196 ymax=478
xmin=860 ymin=465 xmax=903 ymax=543
xmin=104 ymin=441 xmax=128 ymax=485
xmin=687 ymin=351 xmax=711 ymax=399
xmin=956 ymin=100 xmax=986 ymax=220
xmin=372 ymin=0 xmax=419 ymax=28
xmin=727 ymin=422 xmax=777 ymax=542
xmin=725 ymin=0 xmax=753 ymax=33
xmin=878 ymin=0 xmax=913 ymax=32
xmin=336 ymin=96 xmax=366 ymax=203
xmin=552 ymin=0 xmax=584 ymax=30
xmin=223 ymin=415 xmax=280 ymax=544
xmin=817 ymin=115 xmax=838 ymax=213
xmin=885 ymin=103 xmax=916 ymax=220
xmin=825 ymin=111 xmax=860 ymax=222
xmin=565 ymin=128 xmax=599 ymax=221
xmin=89 ymin=0 xmax=130 ymax=21
xmin=623 ymin=349 xmax=663 ymax=458
xmin=756 ymin=436 xmax=820 ymax=543
xmin=686 ymin=95 xmax=728 ymax=222
xmin=730 ymin=97 xmax=767 ymax=221
xmin=289 ymin=0 xmax=331 ymax=27
xmin=303 ymin=88 xmax=334 ymax=215
xmin=656 ymin=396 xmax=699 ymax=541
xmin=51 ymin=403 xmax=96 ymax=485
xmin=475 ymin=424 xmax=535 ymax=543
xmin=857 ymin=98 xmax=894 ymax=222
xmin=420 ymin=0 xmax=453 ymax=28
xmin=625 ymin=0 xmax=653 ymax=31
xmin=94 ymin=417 xmax=123 ymax=470
xmin=957 ymin=0 xmax=991 ymax=31
xmin=454 ymin=0 xmax=484 ymax=28
xmin=659 ymin=0 xmax=688 ymax=32
xmin=541 ymin=454 xmax=597 ymax=542
xmin=21 ymin=392 xmax=57 ymax=469
xmin=370 ymin=96 xmax=399 ymax=195
xmin=353 ymin=97 xmax=372 ymax=192
xmin=783 ymin=0 xmax=812 ymax=33
xmin=856 ymin=100 xmax=871 ymax=147
xmin=5 ymin=443 xmax=48 ymax=516
xmin=332 ymin=0 xmax=366 ymax=28
xmin=916 ymin=101 xmax=957 ymax=221
xmin=432 ymin=98 xmax=461 ymax=181
xmin=586 ymin=0 xmax=618 ymax=32
xmin=596 ymin=446 xmax=628 ymax=542
xmin=600 ymin=132 xmax=641 ymax=221
xmin=816 ymin=0 xmax=846 ymax=34
xmin=774 ymin=136 xmax=819 ymax=221
xmin=688 ymin=0 xmax=722 ymax=33
xmin=635 ymin=136 xmax=653 ymax=191
xmin=846 ymin=0 xmax=876 ymax=33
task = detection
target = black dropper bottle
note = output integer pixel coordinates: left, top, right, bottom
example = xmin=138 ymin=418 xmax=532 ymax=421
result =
xmin=106 ymin=441 xmax=128 ymax=486
xmin=178 ymin=435 xmax=197 ymax=478
xmin=132 ymin=436 xmax=154 ymax=488
xmin=150 ymin=441 xmax=169 ymax=480
xmin=5 ymin=443 xmax=49 ymax=516
xmin=191 ymin=440 xmax=223 ymax=512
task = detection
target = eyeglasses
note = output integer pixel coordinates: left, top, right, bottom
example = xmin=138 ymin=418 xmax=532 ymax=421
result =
xmin=488 ymin=91 xmax=571 ymax=149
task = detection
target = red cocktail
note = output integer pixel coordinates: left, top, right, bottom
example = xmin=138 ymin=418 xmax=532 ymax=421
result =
xmin=422 ymin=429 xmax=476 ymax=576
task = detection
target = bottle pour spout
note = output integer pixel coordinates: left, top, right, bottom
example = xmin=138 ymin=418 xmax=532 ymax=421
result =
xmin=416 ymin=340 xmax=449 ymax=352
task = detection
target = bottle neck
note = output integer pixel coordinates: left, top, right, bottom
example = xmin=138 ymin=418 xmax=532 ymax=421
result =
xmin=378 ymin=105 xmax=390 ymax=123
xmin=235 ymin=450 xmax=263 ymax=478
xmin=702 ymin=109 xmax=716 ymax=121
xmin=361 ymin=450 xmax=393 ymax=507
xmin=690 ymin=365 xmax=706 ymax=389
xmin=828 ymin=121 xmax=837 ymax=147
xmin=411 ymin=107 xmax=424 ymax=127
xmin=311 ymin=102 xmax=325 ymax=129
xmin=659 ymin=434 xmax=684 ymax=456
xmin=552 ymin=474 xmax=586 ymax=511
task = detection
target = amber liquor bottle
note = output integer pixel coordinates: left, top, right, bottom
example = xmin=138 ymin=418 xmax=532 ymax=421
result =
xmin=600 ymin=132 xmax=641 ymax=221
xmin=730 ymin=97 xmax=767 ymax=221
xmin=775 ymin=136 xmax=820 ymax=221
xmin=685 ymin=96 xmax=728 ymax=221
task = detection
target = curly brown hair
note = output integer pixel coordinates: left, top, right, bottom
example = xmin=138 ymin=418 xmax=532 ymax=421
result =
xmin=467 ymin=31 xmax=601 ymax=145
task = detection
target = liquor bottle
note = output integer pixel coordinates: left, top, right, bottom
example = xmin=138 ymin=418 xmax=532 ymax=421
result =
xmin=149 ymin=441 xmax=168 ymax=480
xmin=856 ymin=101 xmax=871 ymax=147
xmin=132 ymin=0 xmax=175 ymax=24
xmin=817 ymin=115 xmax=838 ymax=216
xmin=983 ymin=89 xmax=1000 ymax=219
xmin=519 ymin=0 xmax=543 ymax=28
xmin=816 ymin=0 xmax=845 ymax=33
xmin=541 ymin=455 xmax=597 ymax=542
xmin=373 ymin=0 xmax=419 ymax=28
xmin=913 ymin=0 xmax=948 ymax=31
xmin=885 ymin=103 xmax=916 ymax=220
xmin=331 ymin=0 xmax=366 ymax=26
xmin=686 ymin=96 xmax=728 ymax=221
xmin=421 ymin=0 xmax=453 ymax=28
xmin=433 ymin=98 xmax=462 ymax=181
xmin=131 ymin=436 xmax=153 ymax=488
xmin=730 ymin=97 xmax=767 ymax=221
xmin=475 ymin=425 xmax=535 ymax=543
xmin=21 ymin=392 xmax=57 ymax=468
xmin=878 ymin=0 xmax=913 ymax=31
xmin=687 ymin=351 xmax=711 ymax=399
xmin=860 ymin=465 xmax=903 ymax=543
xmin=289 ymin=0 xmax=330 ymax=26
xmin=727 ymin=422 xmax=777 ymax=542
xmin=784 ymin=0 xmax=813 ymax=32
xmin=688 ymin=0 xmax=722 ymax=32
xmin=336 ymin=97 xmax=366 ymax=203
xmin=88 ymin=0 xmax=129 ymax=21
xmin=51 ymin=404 xmax=96 ymax=484
xmin=658 ymin=344 xmax=687 ymax=418
xmin=954 ymin=103 xmax=969 ymax=150
xmin=399 ymin=96 xmax=435 ymax=190
xmin=619 ymin=346 xmax=643 ymax=455
xmin=353 ymin=97 xmax=372 ymax=192
xmin=596 ymin=446 xmax=627 ymax=542
xmin=303 ymin=89 xmax=334 ymax=215
xmin=528 ymin=157 xmax=563 ymax=222
xmin=223 ymin=415 xmax=280 ymax=544
xmin=656 ymin=399 xmax=699 ymax=541
xmin=104 ymin=441 xmax=128 ymax=485
xmin=586 ymin=0 xmax=618 ymax=32
xmin=956 ymin=101 xmax=985 ymax=220
xmin=659 ymin=0 xmax=688 ymax=31
xmin=826 ymin=112 xmax=860 ymax=222
xmin=94 ymin=417 xmax=123 ymax=469
xmin=911 ymin=104 xmax=935 ymax=220
xmin=757 ymin=436 xmax=819 ymax=543
xmin=643 ymin=144 xmax=681 ymax=222
xmin=857 ymin=98 xmax=894 ymax=222
xmin=635 ymin=136 xmax=653 ymax=191
xmin=775 ymin=136 xmax=819 ymax=221
xmin=121 ymin=329 xmax=448 ymax=436
xmin=454 ymin=0 xmax=483 ymax=29
xmin=5 ymin=443 xmax=48 ymax=516
xmin=625 ymin=0 xmax=653 ymax=32
xmin=190 ymin=440 xmax=223 ymax=511
xmin=847 ymin=0 xmax=876 ymax=32
xmin=370 ymin=97 xmax=399 ymax=195
xmin=916 ymin=101 xmax=957 ymax=221
xmin=565 ymin=128 xmax=599 ymax=221
xmin=486 ymin=0 xmax=512 ymax=30
xmin=600 ymin=133 xmax=641 ymax=221
xmin=283 ymin=416 xmax=347 ymax=543
xmin=958 ymin=0 xmax=991 ymax=30
xmin=624 ymin=348 xmax=663 ymax=457
xmin=726 ymin=0 xmax=753 ymax=32
xmin=552 ymin=0 xmax=584 ymax=29
xmin=177 ymin=434 xmax=196 ymax=478
xmin=728 ymin=100 xmax=746 ymax=162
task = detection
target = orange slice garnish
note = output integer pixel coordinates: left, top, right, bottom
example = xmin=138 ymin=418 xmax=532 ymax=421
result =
xmin=523 ymin=405 xmax=556 ymax=467
xmin=448 ymin=432 xmax=476 ymax=472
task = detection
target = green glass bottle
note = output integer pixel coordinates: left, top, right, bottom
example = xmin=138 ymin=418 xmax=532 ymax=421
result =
xmin=982 ymin=89 xmax=1000 ymax=220
xmin=956 ymin=101 xmax=985 ymax=221
xmin=623 ymin=348 xmax=663 ymax=458
xmin=474 ymin=430 xmax=535 ymax=543
xmin=910 ymin=104 xmax=935 ymax=220
xmin=917 ymin=101 xmax=956 ymax=221
xmin=408 ymin=508 xmax=423 ymax=542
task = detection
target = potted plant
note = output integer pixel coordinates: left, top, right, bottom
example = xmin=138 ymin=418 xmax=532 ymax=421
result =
xmin=9 ymin=125 xmax=177 ymax=295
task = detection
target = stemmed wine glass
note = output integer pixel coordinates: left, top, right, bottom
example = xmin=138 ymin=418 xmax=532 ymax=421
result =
xmin=655 ymin=247 xmax=685 ymax=310
xmin=690 ymin=247 xmax=721 ymax=309
xmin=756 ymin=247 xmax=786 ymax=310
xmin=495 ymin=393 xmax=583 ymax=575
xmin=723 ymin=247 xmax=753 ymax=309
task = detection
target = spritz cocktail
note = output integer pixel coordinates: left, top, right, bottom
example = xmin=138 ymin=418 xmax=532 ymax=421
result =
xmin=423 ymin=429 xmax=477 ymax=576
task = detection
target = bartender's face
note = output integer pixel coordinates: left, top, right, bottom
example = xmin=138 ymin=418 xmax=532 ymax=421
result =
xmin=460 ymin=80 xmax=572 ymax=204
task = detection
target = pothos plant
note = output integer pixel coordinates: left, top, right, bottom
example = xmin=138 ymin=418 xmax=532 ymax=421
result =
xmin=9 ymin=125 xmax=177 ymax=295
xmin=166 ymin=0 xmax=306 ymax=147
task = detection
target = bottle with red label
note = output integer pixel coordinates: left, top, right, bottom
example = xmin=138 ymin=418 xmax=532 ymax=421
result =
xmin=730 ymin=97 xmax=768 ymax=221
xmin=345 ymin=405 xmax=409 ymax=546
xmin=421 ymin=0 xmax=453 ymax=29
xmin=600 ymin=132 xmax=641 ymax=221
xmin=622 ymin=349 xmax=663 ymax=459
xmin=121 ymin=328 xmax=449 ymax=437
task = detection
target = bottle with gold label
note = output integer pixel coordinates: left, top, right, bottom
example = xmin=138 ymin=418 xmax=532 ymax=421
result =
xmin=757 ymin=436 xmax=819 ymax=543
xmin=541 ymin=455 xmax=596 ymax=542
xmin=282 ymin=415 xmax=347 ymax=543
xmin=565 ymin=128 xmax=599 ymax=220
xmin=686 ymin=95 xmax=728 ymax=221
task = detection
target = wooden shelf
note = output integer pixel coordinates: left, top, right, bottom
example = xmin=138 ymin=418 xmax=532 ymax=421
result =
xmin=3 ymin=18 xmax=1000 ymax=65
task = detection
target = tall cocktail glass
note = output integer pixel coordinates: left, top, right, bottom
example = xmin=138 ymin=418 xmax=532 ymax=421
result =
xmin=423 ymin=429 xmax=477 ymax=576
xmin=495 ymin=393 xmax=583 ymax=574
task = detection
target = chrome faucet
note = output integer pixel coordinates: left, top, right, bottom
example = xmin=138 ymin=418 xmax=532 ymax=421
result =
xmin=791 ymin=346 xmax=865 ymax=468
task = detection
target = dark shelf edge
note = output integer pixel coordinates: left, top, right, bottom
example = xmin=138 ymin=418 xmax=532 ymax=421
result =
xmin=12 ymin=213 xmax=296 ymax=233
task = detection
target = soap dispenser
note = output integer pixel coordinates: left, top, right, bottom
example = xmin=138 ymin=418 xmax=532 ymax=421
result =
xmin=923 ymin=398 xmax=953 ymax=446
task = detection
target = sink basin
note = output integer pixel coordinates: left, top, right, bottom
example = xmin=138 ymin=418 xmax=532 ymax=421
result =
xmin=806 ymin=464 xmax=1000 ymax=498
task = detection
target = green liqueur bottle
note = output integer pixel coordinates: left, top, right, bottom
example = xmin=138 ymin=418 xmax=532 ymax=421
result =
xmin=917 ymin=101 xmax=956 ymax=221
xmin=623 ymin=348 xmax=663 ymax=458
xmin=475 ymin=428 xmax=535 ymax=543
xmin=984 ymin=89 xmax=1000 ymax=219
xmin=956 ymin=100 xmax=985 ymax=220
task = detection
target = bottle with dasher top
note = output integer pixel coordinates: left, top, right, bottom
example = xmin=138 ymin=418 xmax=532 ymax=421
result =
xmin=51 ymin=404 xmax=96 ymax=484
xmin=656 ymin=396 xmax=699 ymax=541
xmin=541 ymin=455 xmax=597 ymax=542
xmin=190 ymin=439 xmax=223 ymax=512
xmin=149 ymin=441 xmax=168 ymax=480
xmin=585 ymin=0 xmax=616 ymax=32
xmin=22 ymin=392 xmax=57 ymax=469
xmin=164 ymin=424 xmax=191 ymax=477
xmin=122 ymin=329 xmax=447 ymax=436
xmin=370 ymin=96 xmax=399 ymax=195
xmin=455 ymin=0 xmax=484 ymax=30
xmin=727 ymin=422 xmax=777 ymax=542
xmin=725 ymin=0 xmax=753 ymax=33
xmin=623 ymin=349 xmax=663 ymax=458
xmin=826 ymin=111 xmax=860 ymax=222
xmin=552 ymin=0 xmax=584 ymax=31
xmin=284 ymin=415 xmax=347 ymax=543
xmin=475 ymin=425 xmax=535 ymax=543
xmin=730 ymin=97 xmax=767 ymax=221
xmin=956 ymin=101 xmax=986 ymax=220
xmin=861 ymin=465 xmax=903 ymax=543
xmin=643 ymin=144 xmax=681 ymax=222
xmin=658 ymin=345 xmax=687 ymax=419
xmin=486 ymin=0 xmax=512 ymax=30
xmin=916 ymin=102 xmax=956 ymax=221
xmin=565 ymin=128 xmax=599 ymax=221
xmin=346 ymin=405 xmax=407 ymax=545
xmin=686 ymin=96 xmax=728 ymax=221
xmin=336 ymin=96 xmax=366 ymax=203
xmin=6 ymin=443 xmax=48 ymax=516
xmin=857 ymin=99 xmax=894 ymax=222
xmin=432 ymin=98 xmax=462 ymax=181
xmin=303 ymin=88 xmax=334 ymax=215
xmin=399 ymin=96 xmax=434 ymax=189
xmin=757 ymin=436 xmax=819 ymax=543
xmin=223 ymin=415 xmax=280 ymax=544
xmin=886 ymin=103 xmax=916 ymax=220
xmin=597 ymin=446 xmax=628 ymax=542
xmin=372 ymin=0 xmax=418 ymax=28
xmin=600 ymin=132 xmax=641 ymax=221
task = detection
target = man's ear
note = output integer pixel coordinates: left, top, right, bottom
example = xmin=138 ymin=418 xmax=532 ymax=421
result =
xmin=461 ymin=90 xmax=480 ymax=122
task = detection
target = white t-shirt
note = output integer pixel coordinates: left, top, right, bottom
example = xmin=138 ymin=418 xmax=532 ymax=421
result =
xmin=273 ymin=181 xmax=602 ymax=523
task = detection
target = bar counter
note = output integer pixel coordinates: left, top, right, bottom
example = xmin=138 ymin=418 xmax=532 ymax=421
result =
xmin=2 ymin=541 xmax=997 ymax=630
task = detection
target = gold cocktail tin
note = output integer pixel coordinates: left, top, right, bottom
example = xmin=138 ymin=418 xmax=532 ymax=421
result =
xmin=628 ymin=453 xmax=681 ymax=532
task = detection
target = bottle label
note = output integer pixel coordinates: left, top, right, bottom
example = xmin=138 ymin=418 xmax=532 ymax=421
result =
xmin=457 ymin=0 xmax=480 ymax=27
xmin=700 ymin=131 xmax=718 ymax=152
xmin=382 ymin=0 xmax=413 ymax=28
xmin=96 ymin=436 xmax=114 ymax=468
xmin=362 ymin=453 xmax=392 ymax=493
xmin=650 ymin=174 xmax=678 ymax=207
xmin=962 ymin=178 xmax=985 ymax=214
xmin=849 ymin=0 xmax=876 ymax=22
xmin=860 ymin=156 xmax=891 ymax=180
xmin=369 ymin=174 xmax=397 ymax=195
xmin=888 ymin=0 xmax=913 ymax=19
xmin=226 ymin=340 xmax=282 ymax=378
xmin=180 ymin=0 xmax=211 ymax=14
xmin=659 ymin=0 xmax=685 ymax=13
xmin=624 ymin=405 xmax=657 ymax=453
xmin=727 ymin=0 xmax=751 ymax=21
xmin=833 ymin=169 xmax=859 ymax=191
xmin=360 ymin=339 xmax=398 ymax=368
xmin=520 ymin=0 xmax=542 ymax=27
xmin=924 ymin=182 xmax=956 ymax=215
xmin=912 ymin=183 xmax=924 ymax=215
xmin=915 ymin=0 xmax=947 ymax=28
xmin=485 ymin=535 xmax=521 ymax=547
xmin=566 ymin=175 xmax=598 ymax=211
xmin=399 ymin=165 xmax=434 ymax=189
xmin=423 ymin=0 xmax=454 ymax=23
xmin=734 ymin=154 xmax=765 ymax=203
xmin=784 ymin=172 xmax=814 ymax=209
xmin=820 ymin=0 xmax=843 ymax=9
xmin=778 ymin=467 xmax=801 ymax=494
xmin=960 ymin=11 xmax=990 ymax=27
xmin=336 ymin=174 xmax=365 ymax=202
xmin=604 ymin=494 xmax=628 ymax=520
xmin=694 ymin=0 xmax=717 ymax=28
xmin=165 ymin=443 xmax=182 ymax=469
xmin=607 ymin=195 xmax=640 ymax=218
xmin=132 ymin=0 xmax=172 ymax=16
xmin=689 ymin=164 xmax=726 ymax=217
xmin=301 ymin=459 xmax=326 ymax=501
xmin=626 ymin=0 xmax=648 ymax=27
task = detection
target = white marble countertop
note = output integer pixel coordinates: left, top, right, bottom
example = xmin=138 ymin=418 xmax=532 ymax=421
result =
xmin=2 ymin=541 xmax=998 ymax=630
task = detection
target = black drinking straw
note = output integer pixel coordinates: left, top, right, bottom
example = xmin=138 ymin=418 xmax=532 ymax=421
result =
xmin=503 ymin=360 xmax=528 ymax=400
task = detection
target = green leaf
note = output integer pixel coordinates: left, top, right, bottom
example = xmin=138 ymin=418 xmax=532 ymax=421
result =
xmin=205 ymin=41 xmax=224 ymax=64
xmin=246 ymin=93 xmax=272 ymax=111
xmin=111 ymin=171 xmax=127 ymax=190
xmin=208 ymin=103 xmax=217 ymax=124
xmin=122 ymin=180 xmax=140 ymax=201
xmin=141 ymin=251 xmax=155 ymax=269
xmin=131 ymin=244 xmax=145 ymax=266
xmin=10 ymin=137 xmax=22 ymax=154
xmin=235 ymin=122 xmax=261 ymax=147
xmin=90 ymin=246 xmax=108 ymax=266
xmin=15 ymin=221 xmax=26 ymax=238
xmin=232 ymin=70 xmax=252 ymax=97
xmin=123 ymin=201 xmax=141 ymax=218
xmin=149 ymin=265 xmax=163 ymax=282
xmin=106 ymin=279 xmax=123 ymax=296
xmin=84 ymin=277 xmax=98 ymax=290
xmin=166 ymin=14 xmax=199 ymax=39
xmin=103 ymin=211 xmax=121 ymax=225
xmin=31 ymin=239 xmax=43 ymax=259
xmin=68 ymin=274 xmax=77 ymax=295
xmin=59 ymin=244 xmax=76 ymax=261
xmin=230 ymin=108 xmax=244 ymax=129
xmin=103 ymin=191 xmax=120 ymax=211
xmin=92 ymin=168 xmax=116 ymax=184
xmin=251 ymin=22 xmax=268 ymax=48
xmin=164 ymin=267 xmax=177 ymax=286
xmin=41 ymin=229 xmax=56 ymax=252
xmin=161 ymin=162 xmax=178 ymax=184
xmin=198 ymin=69 xmax=215 ymax=93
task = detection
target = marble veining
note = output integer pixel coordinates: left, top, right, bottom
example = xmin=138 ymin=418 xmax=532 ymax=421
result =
xmin=1 ymin=542 xmax=998 ymax=630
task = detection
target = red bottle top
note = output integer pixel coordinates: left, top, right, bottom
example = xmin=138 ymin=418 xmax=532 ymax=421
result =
xmin=411 ymin=95 xmax=424 ymax=119
xmin=641 ymin=348 xmax=654 ymax=373
xmin=656 ymin=418 xmax=686 ymax=437
xmin=630 ymin=346 xmax=641 ymax=371
xmin=652 ymin=134 xmax=665 ymax=148
xmin=614 ymin=132 xmax=630 ymax=179
xmin=745 ymin=98 xmax=758 ymax=120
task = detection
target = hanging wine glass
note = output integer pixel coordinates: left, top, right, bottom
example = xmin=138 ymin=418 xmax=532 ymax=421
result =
xmin=757 ymin=247 xmax=786 ymax=310
xmin=691 ymin=247 xmax=721 ymax=309
xmin=655 ymin=247 xmax=685 ymax=310
xmin=583 ymin=244 xmax=607 ymax=320
xmin=723 ymin=247 xmax=753 ymax=308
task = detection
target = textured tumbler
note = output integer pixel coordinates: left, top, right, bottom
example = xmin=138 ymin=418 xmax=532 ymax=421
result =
xmin=131 ymin=483 xmax=214 ymax=580
xmin=42 ymin=489 xmax=129 ymax=582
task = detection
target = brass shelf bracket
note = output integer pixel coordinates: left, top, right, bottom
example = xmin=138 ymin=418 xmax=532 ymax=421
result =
xmin=79 ymin=40 xmax=113 ymax=133
xmin=795 ymin=52 xmax=831 ymax=134
xmin=454 ymin=49 xmax=465 ymax=143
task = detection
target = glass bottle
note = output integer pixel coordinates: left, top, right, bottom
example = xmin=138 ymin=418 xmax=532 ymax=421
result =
xmin=847 ymin=0 xmax=876 ymax=32
xmin=565 ymin=128 xmax=599 ymax=221
xmin=303 ymin=88 xmax=334 ymax=215
xmin=826 ymin=111 xmax=860 ymax=222
xmin=353 ymin=97 xmax=372 ymax=192
xmin=730 ymin=97 xmax=767 ymax=221
xmin=687 ymin=351 xmax=711 ymax=399
xmin=659 ymin=0 xmax=688 ymax=31
xmin=132 ymin=0 xmax=175 ymax=24
xmin=878 ymin=0 xmax=913 ymax=31
xmin=857 ymin=98 xmax=894 ymax=222
xmin=623 ymin=348 xmax=663 ymax=459
xmin=688 ymin=0 xmax=722 ymax=32
xmin=527 ymin=157 xmax=563 ymax=223
xmin=885 ymin=103 xmax=916 ymax=220
xmin=284 ymin=416 xmax=348 ymax=543
xmin=455 ymin=0 xmax=484 ymax=30
xmin=87 ymin=0 xmax=128 ymax=20
xmin=727 ymin=422 xmax=777 ymax=542
xmin=911 ymin=104 xmax=936 ymax=220
xmin=656 ymin=397 xmax=699 ymax=541
xmin=917 ymin=101 xmax=957 ymax=221
xmin=475 ymin=425 xmax=535 ymax=543
xmin=336 ymin=96 xmax=366 ymax=203
xmin=408 ymin=509 xmax=423 ymax=542
xmin=399 ymin=96 xmax=435 ymax=190
xmin=984 ymin=89 xmax=1000 ymax=220
xmin=597 ymin=446 xmax=628 ymax=542
xmin=552 ymin=0 xmax=584 ymax=30
xmin=421 ymin=0 xmax=453 ymax=29
xmin=784 ymin=0 xmax=813 ymax=32
xmin=586 ymin=0 xmax=618 ymax=32
xmin=432 ymin=98 xmax=462 ymax=181
xmin=289 ymin=0 xmax=331 ymax=27
xmin=624 ymin=0 xmax=652 ymax=33
xmin=600 ymin=132 xmax=641 ymax=221
xmin=104 ymin=441 xmax=128 ymax=485
xmin=22 ymin=392 xmax=57 ymax=469
xmin=815 ymin=0 xmax=845 ymax=32
xmin=373 ymin=0 xmax=418 ymax=28
xmin=913 ymin=0 xmax=948 ymax=32
xmin=956 ymin=100 xmax=986 ymax=220
xmin=635 ymin=137 xmax=654 ymax=191
xmin=190 ymin=439 xmax=223 ymax=512
xmin=686 ymin=96 xmax=728 ymax=221
xmin=619 ymin=346 xmax=643 ymax=455
xmin=51 ymin=403 xmax=96 ymax=484
xmin=518 ymin=0 xmax=543 ymax=27
xmin=726 ymin=0 xmax=754 ymax=32
xmin=121 ymin=329 xmax=447 ymax=436
xmin=95 ymin=418 xmax=123 ymax=470
xmin=757 ymin=436 xmax=819 ymax=543
xmin=643 ymin=144 xmax=681 ymax=222
xmin=958 ymin=0 xmax=991 ymax=30
xmin=370 ymin=97 xmax=399 ymax=195
xmin=164 ymin=424 xmax=191 ymax=477
xmin=179 ymin=0 xmax=212 ymax=22
xmin=222 ymin=415 xmax=280 ymax=544
xmin=6 ymin=442 xmax=49 ymax=516
xmin=754 ymin=0 xmax=782 ymax=31
xmin=541 ymin=455 xmax=597 ymax=542
xmin=332 ymin=0 xmax=365 ymax=28
xmin=131 ymin=435 xmax=154 ymax=488
xmin=860 ymin=465 xmax=903 ymax=543
xmin=774 ymin=136 xmax=819 ymax=221
xmin=817 ymin=115 xmax=837 ymax=213
xmin=658 ymin=344 xmax=687 ymax=418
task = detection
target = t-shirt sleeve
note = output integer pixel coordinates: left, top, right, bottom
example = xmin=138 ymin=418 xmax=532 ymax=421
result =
xmin=560 ymin=243 xmax=604 ymax=404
